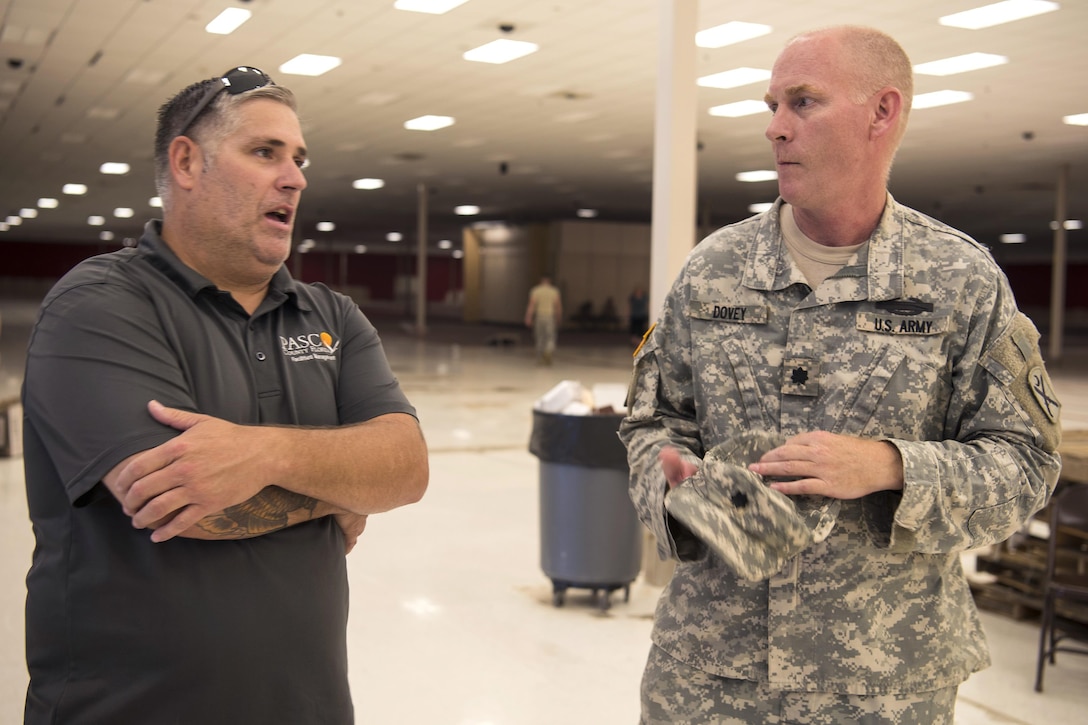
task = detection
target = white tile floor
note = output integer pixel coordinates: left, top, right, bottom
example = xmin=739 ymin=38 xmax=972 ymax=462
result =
xmin=1 ymin=298 xmax=1087 ymax=724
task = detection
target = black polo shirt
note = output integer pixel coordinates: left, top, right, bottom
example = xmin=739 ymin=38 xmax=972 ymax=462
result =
xmin=23 ymin=221 xmax=416 ymax=724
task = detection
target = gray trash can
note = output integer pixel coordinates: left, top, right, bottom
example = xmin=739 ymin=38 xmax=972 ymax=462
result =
xmin=529 ymin=409 xmax=642 ymax=610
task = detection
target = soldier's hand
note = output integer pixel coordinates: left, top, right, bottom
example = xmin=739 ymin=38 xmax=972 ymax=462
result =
xmin=659 ymin=446 xmax=700 ymax=490
xmin=748 ymin=431 xmax=904 ymax=499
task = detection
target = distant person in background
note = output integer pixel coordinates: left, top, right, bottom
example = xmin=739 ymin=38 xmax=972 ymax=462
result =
xmin=525 ymin=275 xmax=563 ymax=365
xmin=628 ymin=285 xmax=650 ymax=345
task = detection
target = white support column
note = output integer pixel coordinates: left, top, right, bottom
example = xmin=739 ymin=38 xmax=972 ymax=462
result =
xmin=1048 ymin=165 xmax=1068 ymax=363
xmin=416 ymin=182 xmax=428 ymax=336
xmin=649 ymin=0 xmax=698 ymax=320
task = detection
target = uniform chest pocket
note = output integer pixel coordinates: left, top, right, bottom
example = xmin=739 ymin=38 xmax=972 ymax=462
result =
xmin=688 ymin=325 xmax=778 ymax=436
xmin=824 ymin=342 xmax=945 ymax=439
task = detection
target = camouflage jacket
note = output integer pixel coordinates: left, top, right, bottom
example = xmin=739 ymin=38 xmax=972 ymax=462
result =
xmin=619 ymin=197 xmax=1062 ymax=695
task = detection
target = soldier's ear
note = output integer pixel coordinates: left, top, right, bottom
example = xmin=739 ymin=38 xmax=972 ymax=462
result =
xmin=870 ymin=86 xmax=904 ymax=142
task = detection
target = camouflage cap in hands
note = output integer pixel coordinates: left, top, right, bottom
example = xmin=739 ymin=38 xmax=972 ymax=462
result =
xmin=664 ymin=431 xmax=840 ymax=580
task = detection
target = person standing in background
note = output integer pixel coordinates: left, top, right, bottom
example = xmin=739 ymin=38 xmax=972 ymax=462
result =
xmin=628 ymin=285 xmax=650 ymax=345
xmin=525 ymin=275 xmax=563 ymax=365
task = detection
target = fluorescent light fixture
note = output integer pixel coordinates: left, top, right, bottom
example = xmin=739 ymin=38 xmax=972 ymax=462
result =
xmin=401 ymin=597 xmax=443 ymax=618
xmin=298 ymin=239 xmax=316 ymax=252
xmin=149 ymin=197 xmax=163 ymax=208
xmin=1000 ymin=233 xmax=1027 ymax=243
xmin=352 ymin=178 xmax=385 ymax=190
xmin=708 ymin=100 xmax=768 ymax=118
xmin=5 ymin=216 xmax=22 ymax=225
xmin=452 ymin=249 xmax=464 ymax=259
xmin=205 ymin=7 xmax=252 ymax=35
xmin=279 ymin=54 xmax=342 ymax=77
xmin=386 ymin=232 xmax=403 ymax=242
xmin=20 ymin=208 xmax=38 ymax=218
xmin=1064 ymin=113 xmax=1088 ymax=126
xmin=939 ymin=0 xmax=1059 ymax=29
xmin=736 ymin=170 xmax=778 ymax=183
xmin=697 ymin=67 xmax=771 ymax=89
xmin=404 ymin=115 xmax=455 ymax=131
xmin=354 ymin=244 xmax=368 ymax=254
xmin=99 ymin=231 xmax=115 ymax=241
xmin=454 ymin=205 xmax=480 ymax=216
xmin=393 ymin=0 xmax=469 ymax=14
xmin=38 ymin=198 xmax=59 ymax=209
xmin=63 ymin=183 xmax=88 ymax=195
xmin=88 ymin=216 xmax=106 ymax=226
xmin=0 ymin=223 xmax=8 ymax=232
xmin=696 ymin=21 xmax=772 ymax=49
xmin=576 ymin=208 xmax=598 ymax=218
xmin=316 ymin=221 xmax=335 ymax=232
xmin=914 ymin=53 xmax=1008 ymax=76
xmin=114 ymin=207 xmax=134 ymax=218
xmin=100 ymin=162 xmax=130 ymax=175
xmin=912 ymin=90 xmax=974 ymax=109
xmin=438 ymin=239 xmax=453 ymax=250
xmin=463 ymin=39 xmax=539 ymax=64
xmin=749 ymin=202 xmax=775 ymax=213
xmin=1050 ymin=220 xmax=1083 ymax=230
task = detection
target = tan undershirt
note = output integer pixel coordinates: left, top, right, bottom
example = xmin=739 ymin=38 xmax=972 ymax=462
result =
xmin=780 ymin=204 xmax=866 ymax=289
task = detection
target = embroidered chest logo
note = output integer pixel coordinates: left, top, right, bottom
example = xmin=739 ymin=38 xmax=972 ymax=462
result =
xmin=280 ymin=331 xmax=340 ymax=362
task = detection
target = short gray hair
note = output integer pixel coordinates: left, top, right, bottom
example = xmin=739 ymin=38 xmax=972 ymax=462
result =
xmin=153 ymin=80 xmax=297 ymax=206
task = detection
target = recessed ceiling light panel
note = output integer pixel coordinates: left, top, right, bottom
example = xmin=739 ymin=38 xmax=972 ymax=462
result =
xmin=914 ymin=53 xmax=1008 ymax=76
xmin=697 ymin=67 xmax=771 ymax=89
xmin=100 ymin=162 xmax=130 ymax=175
xmin=913 ymin=90 xmax=974 ymax=109
xmin=696 ymin=21 xmax=772 ymax=49
xmin=394 ymin=0 xmax=469 ymax=14
xmin=404 ymin=115 xmax=455 ymax=131
xmin=205 ymin=8 xmax=252 ymax=35
xmin=463 ymin=39 xmax=539 ymax=64
xmin=939 ymin=0 xmax=1059 ymax=30
xmin=708 ymin=100 xmax=767 ymax=118
xmin=279 ymin=54 xmax=342 ymax=77
xmin=735 ymin=170 xmax=778 ymax=183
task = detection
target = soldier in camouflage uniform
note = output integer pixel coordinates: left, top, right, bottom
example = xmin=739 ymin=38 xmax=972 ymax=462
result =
xmin=619 ymin=25 xmax=1062 ymax=724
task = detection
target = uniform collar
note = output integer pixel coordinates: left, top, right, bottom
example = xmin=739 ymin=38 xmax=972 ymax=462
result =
xmin=138 ymin=220 xmax=310 ymax=312
xmin=743 ymin=194 xmax=904 ymax=302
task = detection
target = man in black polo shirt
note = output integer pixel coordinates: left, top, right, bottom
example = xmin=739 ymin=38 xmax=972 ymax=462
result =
xmin=22 ymin=67 xmax=429 ymax=724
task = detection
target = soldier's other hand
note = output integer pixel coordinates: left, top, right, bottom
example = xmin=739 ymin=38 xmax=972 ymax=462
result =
xmin=748 ymin=431 xmax=904 ymax=499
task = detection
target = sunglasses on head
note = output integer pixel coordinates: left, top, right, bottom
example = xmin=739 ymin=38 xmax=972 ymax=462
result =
xmin=175 ymin=66 xmax=273 ymax=139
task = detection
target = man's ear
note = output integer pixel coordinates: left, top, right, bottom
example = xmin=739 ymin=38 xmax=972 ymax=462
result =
xmin=870 ymin=86 xmax=904 ymax=141
xmin=168 ymin=136 xmax=202 ymax=191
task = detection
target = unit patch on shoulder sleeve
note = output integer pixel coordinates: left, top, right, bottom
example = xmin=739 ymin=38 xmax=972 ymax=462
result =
xmin=1028 ymin=365 xmax=1061 ymax=424
xmin=981 ymin=313 xmax=1062 ymax=452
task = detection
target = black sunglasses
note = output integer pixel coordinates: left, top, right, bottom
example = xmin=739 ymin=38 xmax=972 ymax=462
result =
xmin=176 ymin=66 xmax=273 ymax=139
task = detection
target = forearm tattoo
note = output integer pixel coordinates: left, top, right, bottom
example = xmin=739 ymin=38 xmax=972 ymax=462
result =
xmin=195 ymin=487 xmax=322 ymax=538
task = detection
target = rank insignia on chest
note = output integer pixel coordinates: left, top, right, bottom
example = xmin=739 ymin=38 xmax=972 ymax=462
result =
xmin=781 ymin=357 xmax=819 ymax=396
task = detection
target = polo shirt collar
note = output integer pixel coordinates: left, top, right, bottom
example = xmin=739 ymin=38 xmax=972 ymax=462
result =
xmin=138 ymin=220 xmax=311 ymax=311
